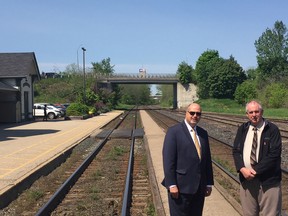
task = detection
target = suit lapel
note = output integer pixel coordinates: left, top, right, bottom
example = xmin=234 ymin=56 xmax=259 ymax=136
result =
xmin=181 ymin=121 xmax=194 ymax=143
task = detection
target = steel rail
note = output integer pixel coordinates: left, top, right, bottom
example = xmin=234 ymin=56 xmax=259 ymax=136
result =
xmin=212 ymin=159 xmax=240 ymax=184
xmin=121 ymin=110 xmax=138 ymax=215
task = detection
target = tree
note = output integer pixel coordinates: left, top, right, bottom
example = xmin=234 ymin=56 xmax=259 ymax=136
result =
xmin=234 ymin=80 xmax=257 ymax=105
xmin=92 ymin=57 xmax=115 ymax=76
xmin=119 ymin=84 xmax=152 ymax=105
xmin=158 ymin=84 xmax=173 ymax=107
xmin=194 ymin=50 xmax=223 ymax=98
xmin=91 ymin=57 xmax=117 ymax=99
xmin=254 ymin=20 xmax=288 ymax=81
xmin=64 ymin=63 xmax=79 ymax=75
xmin=208 ymin=56 xmax=246 ymax=99
xmin=246 ymin=68 xmax=259 ymax=81
xmin=176 ymin=61 xmax=195 ymax=84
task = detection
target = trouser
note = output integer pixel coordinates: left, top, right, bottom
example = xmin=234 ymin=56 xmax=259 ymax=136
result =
xmin=240 ymin=178 xmax=282 ymax=216
xmin=168 ymin=189 xmax=205 ymax=216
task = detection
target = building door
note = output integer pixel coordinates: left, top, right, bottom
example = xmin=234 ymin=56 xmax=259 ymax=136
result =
xmin=24 ymin=91 xmax=29 ymax=120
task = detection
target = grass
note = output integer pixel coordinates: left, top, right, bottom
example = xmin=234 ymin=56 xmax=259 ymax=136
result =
xmin=213 ymin=156 xmax=237 ymax=176
xmin=107 ymin=146 xmax=127 ymax=160
xmin=91 ymin=170 xmax=103 ymax=180
xmin=27 ymin=189 xmax=44 ymax=202
xmin=197 ymin=98 xmax=288 ymax=119
xmin=90 ymin=186 xmax=100 ymax=201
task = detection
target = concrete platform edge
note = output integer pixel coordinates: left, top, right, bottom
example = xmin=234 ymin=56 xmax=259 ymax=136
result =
xmin=0 ymin=145 xmax=75 ymax=209
xmin=143 ymin=135 xmax=166 ymax=216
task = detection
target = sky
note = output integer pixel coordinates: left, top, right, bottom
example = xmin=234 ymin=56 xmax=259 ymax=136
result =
xmin=1 ymin=0 xmax=288 ymax=75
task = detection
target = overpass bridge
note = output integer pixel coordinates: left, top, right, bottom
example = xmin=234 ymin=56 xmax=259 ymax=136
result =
xmin=98 ymin=73 xmax=179 ymax=84
xmin=96 ymin=73 xmax=197 ymax=109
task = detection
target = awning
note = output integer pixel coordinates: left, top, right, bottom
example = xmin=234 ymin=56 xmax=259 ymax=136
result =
xmin=0 ymin=81 xmax=19 ymax=92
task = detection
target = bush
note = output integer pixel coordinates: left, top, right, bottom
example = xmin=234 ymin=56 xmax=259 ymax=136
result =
xmin=260 ymin=83 xmax=287 ymax=108
xmin=66 ymin=103 xmax=89 ymax=116
xmin=234 ymin=80 xmax=257 ymax=105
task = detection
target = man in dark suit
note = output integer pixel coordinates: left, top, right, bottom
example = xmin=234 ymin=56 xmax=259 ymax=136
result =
xmin=162 ymin=103 xmax=214 ymax=216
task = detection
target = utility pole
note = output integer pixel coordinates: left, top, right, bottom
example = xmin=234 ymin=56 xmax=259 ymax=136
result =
xmin=82 ymin=47 xmax=86 ymax=104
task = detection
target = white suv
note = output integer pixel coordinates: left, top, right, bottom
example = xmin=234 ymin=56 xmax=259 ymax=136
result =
xmin=33 ymin=103 xmax=61 ymax=119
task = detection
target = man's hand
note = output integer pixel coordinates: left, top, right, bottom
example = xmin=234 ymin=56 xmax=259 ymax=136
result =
xmin=240 ymin=167 xmax=256 ymax=180
xmin=169 ymin=186 xmax=179 ymax=199
xmin=205 ymin=187 xmax=212 ymax=197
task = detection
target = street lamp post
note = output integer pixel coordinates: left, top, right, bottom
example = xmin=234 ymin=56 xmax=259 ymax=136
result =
xmin=82 ymin=47 xmax=86 ymax=104
xmin=77 ymin=44 xmax=83 ymax=73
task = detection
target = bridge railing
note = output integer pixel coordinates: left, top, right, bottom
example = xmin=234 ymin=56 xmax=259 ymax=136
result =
xmin=98 ymin=73 xmax=178 ymax=80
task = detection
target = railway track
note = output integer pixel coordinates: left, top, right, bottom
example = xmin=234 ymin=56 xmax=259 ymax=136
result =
xmin=0 ymin=109 xmax=155 ymax=215
xmin=203 ymin=114 xmax=288 ymax=139
xmin=35 ymin=109 xmax=153 ymax=215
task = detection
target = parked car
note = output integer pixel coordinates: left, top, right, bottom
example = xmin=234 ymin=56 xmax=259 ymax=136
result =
xmin=33 ymin=103 xmax=61 ymax=119
xmin=53 ymin=104 xmax=66 ymax=117
xmin=62 ymin=103 xmax=70 ymax=109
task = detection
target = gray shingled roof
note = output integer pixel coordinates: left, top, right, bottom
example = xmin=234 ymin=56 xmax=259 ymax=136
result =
xmin=0 ymin=52 xmax=41 ymax=78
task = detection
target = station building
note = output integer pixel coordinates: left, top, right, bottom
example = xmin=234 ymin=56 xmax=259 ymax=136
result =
xmin=0 ymin=52 xmax=41 ymax=123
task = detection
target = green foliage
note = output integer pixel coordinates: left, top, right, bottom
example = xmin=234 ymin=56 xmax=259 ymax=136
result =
xmin=194 ymin=51 xmax=246 ymax=100
xmin=234 ymin=80 xmax=257 ymax=105
xmin=92 ymin=57 xmax=114 ymax=76
xmin=197 ymin=98 xmax=244 ymax=114
xmin=259 ymin=83 xmax=287 ymax=108
xmin=34 ymin=75 xmax=83 ymax=103
xmin=119 ymin=84 xmax=153 ymax=105
xmin=246 ymin=68 xmax=262 ymax=84
xmin=194 ymin=50 xmax=223 ymax=98
xmin=86 ymin=89 xmax=99 ymax=106
xmin=208 ymin=56 xmax=246 ymax=99
xmin=66 ymin=103 xmax=89 ymax=116
xmin=27 ymin=189 xmax=44 ymax=201
xmin=176 ymin=61 xmax=194 ymax=84
xmin=107 ymin=146 xmax=127 ymax=160
xmin=255 ymin=20 xmax=288 ymax=81
xmin=34 ymin=58 xmax=121 ymax=115
xmin=196 ymin=98 xmax=288 ymax=119
xmin=159 ymin=84 xmax=173 ymax=107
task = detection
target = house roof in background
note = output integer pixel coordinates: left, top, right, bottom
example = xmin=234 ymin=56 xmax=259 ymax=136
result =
xmin=0 ymin=52 xmax=41 ymax=79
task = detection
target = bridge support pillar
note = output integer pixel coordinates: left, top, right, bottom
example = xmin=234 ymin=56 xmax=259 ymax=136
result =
xmin=173 ymin=83 xmax=177 ymax=109
xmin=177 ymin=83 xmax=198 ymax=109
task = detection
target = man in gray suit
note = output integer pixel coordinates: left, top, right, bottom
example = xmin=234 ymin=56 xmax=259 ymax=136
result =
xmin=162 ymin=103 xmax=214 ymax=216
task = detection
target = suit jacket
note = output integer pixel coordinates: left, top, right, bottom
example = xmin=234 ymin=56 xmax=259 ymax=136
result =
xmin=162 ymin=121 xmax=214 ymax=195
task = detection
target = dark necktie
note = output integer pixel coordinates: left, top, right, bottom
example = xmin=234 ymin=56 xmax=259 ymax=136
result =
xmin=250 ymin=127 xmax=258 ymax=165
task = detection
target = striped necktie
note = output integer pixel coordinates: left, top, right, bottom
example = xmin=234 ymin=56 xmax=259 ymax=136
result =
xmin=250 ymin=127 xmax=258 ymax=165
xmin=191 ymin=128 xmax=201 ymax=159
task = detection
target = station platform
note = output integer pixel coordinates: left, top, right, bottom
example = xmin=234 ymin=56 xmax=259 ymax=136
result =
xmin=0 ymin=110 xmax=241 ymax=215
xmin=0 ymin=111 xmax=123 ymax=199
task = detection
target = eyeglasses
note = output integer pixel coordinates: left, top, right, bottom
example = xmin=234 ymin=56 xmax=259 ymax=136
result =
xmin=187 ymin=111 xmax=202 ymax=116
